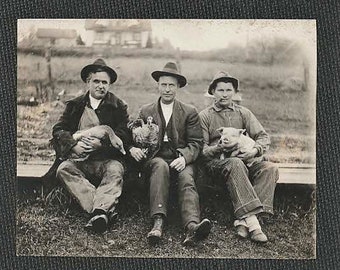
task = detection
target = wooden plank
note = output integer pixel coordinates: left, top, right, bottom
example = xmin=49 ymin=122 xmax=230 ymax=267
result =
xmin=17 ymin=162 xmax=316 ymax=185
xmin=17 ymin=163 xmax=50 ymax=178
xmin=275 ymin=163 xmax=316 ymax=169
xmin=277 ymin=167 xmax=315 ymax=184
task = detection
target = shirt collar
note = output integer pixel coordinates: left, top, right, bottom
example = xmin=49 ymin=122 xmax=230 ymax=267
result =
xmin=89 ymin=94 xmax=103 ymax=110
xmin=213 ymin=101 xmax=235 ymax=112
xmin=160 ymin=101 xmax=174 ymax=109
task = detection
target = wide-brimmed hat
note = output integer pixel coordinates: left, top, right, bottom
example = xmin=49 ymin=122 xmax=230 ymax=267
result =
xmin=208 ymin=71 xmax=239 ymax=95
xmin=81 ymin=58 xmax=117 ymax=84
xmin=151 ymin=62 xmax=187 ymax=88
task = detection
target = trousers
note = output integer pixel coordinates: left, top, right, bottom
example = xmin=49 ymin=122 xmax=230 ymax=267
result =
xmin=205 ymin=157 xmax=279 ymax=219
xmin=143 ymin=144 xmax=201 ymax=228
xmin=56 ymin=159 xmax=124 ymax=214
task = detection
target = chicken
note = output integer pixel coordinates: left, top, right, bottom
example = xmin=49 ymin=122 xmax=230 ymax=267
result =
xmin=129 ymin=116 xmax=159 ymax=159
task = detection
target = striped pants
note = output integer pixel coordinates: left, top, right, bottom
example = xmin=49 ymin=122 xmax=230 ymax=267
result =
xmin=205 ymin=158 xmax=279 ymax=219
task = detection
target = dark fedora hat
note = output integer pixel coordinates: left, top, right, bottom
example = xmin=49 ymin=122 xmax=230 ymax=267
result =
xmin=151 ymin=62 xmax=187 ymax=88
xmin=81 ymin=58 xmax=117 ymax=84
xmin=208 ymin=71 xmax=239 ymax=95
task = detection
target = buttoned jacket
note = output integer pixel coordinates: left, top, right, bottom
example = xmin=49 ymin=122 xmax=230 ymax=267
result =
xmin=138 ymin=98 xmax=203 ymax=164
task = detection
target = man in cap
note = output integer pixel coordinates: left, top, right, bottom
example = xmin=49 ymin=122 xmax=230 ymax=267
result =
xmin=50 ymin=59 xmax=131 ymax=233
xmin=199 ymin=71 xmax=279 ymax=243
xmin=129 ymin=62 xmax=211 ymax=246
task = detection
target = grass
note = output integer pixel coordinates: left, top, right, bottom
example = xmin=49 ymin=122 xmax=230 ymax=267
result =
xmin=16 ymin=184 xmax=315 ymax=258
xmin=18 ymin=53 xmax=304 ymax=86
xmin=17 ymin=87 xmax=315 ymax=163
xmin=16 ymin=53 xmax=316 ymax=258
xmin=17 ymin=53 xmax=314 ymax=134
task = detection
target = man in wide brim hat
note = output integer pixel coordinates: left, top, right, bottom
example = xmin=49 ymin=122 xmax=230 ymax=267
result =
xmin=130 ymin=61 xmax=211 ymax=246
xmin=151 ymin=62 xmax=187 ymax=88
xmin=81 ymin=58 xmax=117 ymax=84
xmin=207 ymin=71 xmax=239 ymax=95
xmin=45 ymin=58 xmax=131 ymax=234
xmin=199 ymin=70 xmax=279 ymax=244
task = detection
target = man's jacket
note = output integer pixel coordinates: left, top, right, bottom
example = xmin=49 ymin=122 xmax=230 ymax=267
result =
xmin=43 ymin=91 xmax=131 ymax=183
xmin=138 ymin=98 xmax=203 ymax=165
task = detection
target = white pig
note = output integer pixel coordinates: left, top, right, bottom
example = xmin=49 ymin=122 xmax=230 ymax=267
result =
xmin=217 ymin=127 xmax=263 ymax=166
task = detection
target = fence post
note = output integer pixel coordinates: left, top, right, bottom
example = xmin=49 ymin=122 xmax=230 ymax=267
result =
xmin=45 ymin=43 xmax=54 ymax=101
xmin=175 ymin=47 xmax=182 ymax=73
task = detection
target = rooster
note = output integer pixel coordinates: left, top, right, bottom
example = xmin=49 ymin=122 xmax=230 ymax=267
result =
xmin=129 ymin=116 xmax=159 ymax=159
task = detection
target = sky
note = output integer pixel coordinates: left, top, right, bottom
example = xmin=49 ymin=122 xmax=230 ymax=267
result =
xmin=17 ymin=19 xmax=316 ymax=52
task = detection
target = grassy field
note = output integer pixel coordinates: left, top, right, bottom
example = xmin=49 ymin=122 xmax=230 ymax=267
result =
xmin=17 ymin=53 xmax=315 ymax=163
xmin=17 ymin=184 xmax=315 ymax=258
xmin=16 ymin=52 xmax=316 ymax=258
xmin=17 ymin=53 xmax=315 ymax=132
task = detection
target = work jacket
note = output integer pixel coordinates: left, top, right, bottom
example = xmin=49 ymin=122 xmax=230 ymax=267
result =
xmin=43 ymin=91 xmax=131 ymax=184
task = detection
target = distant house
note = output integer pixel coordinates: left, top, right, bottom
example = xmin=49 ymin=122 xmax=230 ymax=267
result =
xmin=85 ymin=19 xmax=152 ymax=48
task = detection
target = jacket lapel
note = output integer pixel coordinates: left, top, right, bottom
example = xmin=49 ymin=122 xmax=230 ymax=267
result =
xmin=171 ymin=100 xmax=181 ymax=147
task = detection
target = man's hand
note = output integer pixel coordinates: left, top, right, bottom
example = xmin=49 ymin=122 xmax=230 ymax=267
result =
xmin=237 ymin=148 xmax=258 ymax=161
xmin=129 ymin=147 xmax=146 ymax=162
xmin=72 ymin=141 xmax=94 ymax=157
xmin=80 ymin=136 xmax=102 ymax=151
xmin=169 ymin=156 xmax=186 ymax=172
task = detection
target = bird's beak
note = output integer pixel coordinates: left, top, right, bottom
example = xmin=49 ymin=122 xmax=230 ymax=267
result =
xmin=120 ymin=147 xmax=126 ymax=155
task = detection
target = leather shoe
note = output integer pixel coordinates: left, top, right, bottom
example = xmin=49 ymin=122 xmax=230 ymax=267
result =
xmin=250 ymin=229 xmax=268 ymax=243
xmin=85 ymin=214 xmax=108 ymax=233
xmin=147 ymin=214 xmax=164 ymax=244
xmin=236 ymin=225 xmax=249 ymax=238
xmin=183 ymin=218 xmax=212 ymax=246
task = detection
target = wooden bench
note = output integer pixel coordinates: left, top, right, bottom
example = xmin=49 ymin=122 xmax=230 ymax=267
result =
xmin=17 ymin=161 xmax=316 ymax=185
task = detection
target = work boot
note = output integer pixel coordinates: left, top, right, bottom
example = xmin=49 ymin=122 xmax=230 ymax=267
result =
xmin=234 ymin=219 xmax=249 ymax=238
xmin=183 ymin=218 xmax=212 ymax=246
xmin=245 ymin=215 xmax=268 ymax=243
xmin=147 ymin=214 xmax=164 ymax=244
xmin=85 ymin=214 xmax=108 ymax=234
xmin=236 ymin=225 xmax=249 ymax=238
xmin=250 ymin=229 xmax=268 ymax=243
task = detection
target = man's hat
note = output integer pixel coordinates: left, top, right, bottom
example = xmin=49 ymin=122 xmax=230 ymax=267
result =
xmin=208 ymin=71 xmax=239 ymax=95
xmin=81 ymin=58 xmax=117 ymax=84
xmin=151 ymin=62 xmax=187 ymax=88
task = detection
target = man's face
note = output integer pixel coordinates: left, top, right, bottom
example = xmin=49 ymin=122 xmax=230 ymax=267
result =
xmin=212 ymin=81 xmax=236 ymax=108
xmin=87 ymin=71 xmax=111 ymax=100
xmin=158 ymin=76 xmax=179 ymax=104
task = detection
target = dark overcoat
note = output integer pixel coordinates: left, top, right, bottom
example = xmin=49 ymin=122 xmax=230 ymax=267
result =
xmin=43 ymin=91 xmax=132 ymax=185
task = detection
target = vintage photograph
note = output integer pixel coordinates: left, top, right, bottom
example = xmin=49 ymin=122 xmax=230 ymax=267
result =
xmin=16 ymin=19 xmax=316 ymax=258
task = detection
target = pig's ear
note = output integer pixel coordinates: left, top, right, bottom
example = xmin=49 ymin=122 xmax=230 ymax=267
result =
xmin=239 ymin=129 xmax=246 ymax=135
xmin=216 ymin=127 xmax=224 ymax=134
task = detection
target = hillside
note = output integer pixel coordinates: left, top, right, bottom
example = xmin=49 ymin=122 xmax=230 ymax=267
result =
xmin=17 ymin=53 xmax=315 ymax=164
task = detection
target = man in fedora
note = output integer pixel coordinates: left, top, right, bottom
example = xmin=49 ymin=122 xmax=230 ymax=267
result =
xmin=129 ymin=62 xmax=211 ymax=246
xmin=199 ymin=71 xmax=279 ymax=243
xmin=49 ymin=59 xmax=131 ymax=233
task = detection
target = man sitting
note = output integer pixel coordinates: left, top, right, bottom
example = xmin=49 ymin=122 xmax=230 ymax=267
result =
xmin=129 ymin=62 xmax=212 ymax=246
xmin=49 ymin=59 xmax=131 ymax=233
xmin=199 ymin=71 xmax=279 ymax=243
